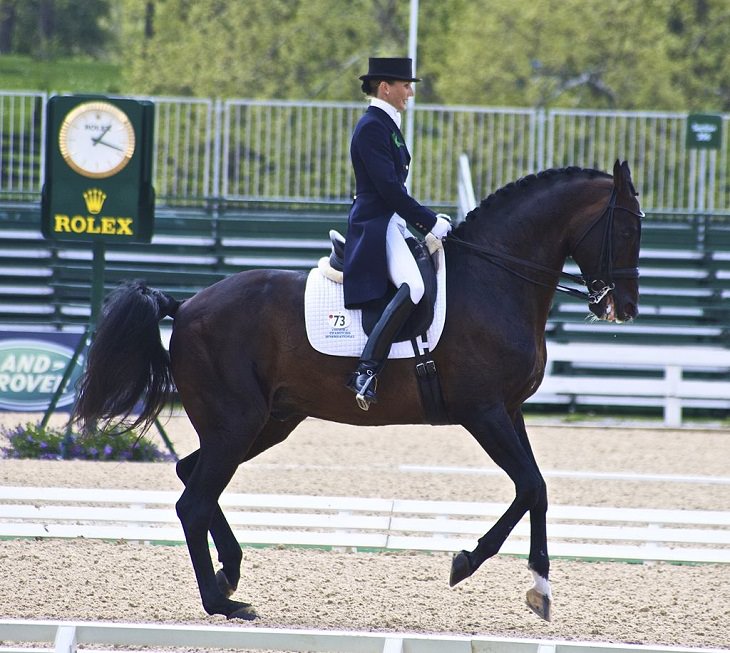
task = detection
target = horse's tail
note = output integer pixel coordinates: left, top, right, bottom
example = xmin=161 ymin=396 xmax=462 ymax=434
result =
xmin=72 ymin=280 xmax=181 ymax=434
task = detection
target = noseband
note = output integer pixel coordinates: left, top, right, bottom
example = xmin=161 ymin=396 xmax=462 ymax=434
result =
xmin=447 ymin=186 xmax=644 ymax=304
xmin=571 ymin=187 xmax=644 ymax=304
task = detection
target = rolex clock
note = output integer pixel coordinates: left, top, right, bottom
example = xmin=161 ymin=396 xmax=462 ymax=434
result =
xmin=58 ymin=101 xmax=136 ymax=179
xmin=41 ymin=95 xmax=155 ymax=243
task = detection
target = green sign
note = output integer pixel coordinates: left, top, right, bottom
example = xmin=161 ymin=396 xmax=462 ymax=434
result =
xmin=686 ymin=113 xmax=723 ymax=150
xmin=41 ymin=95 xmax=155 ymax=242
xmin=0 ymin=337 xmax=84 ymax=410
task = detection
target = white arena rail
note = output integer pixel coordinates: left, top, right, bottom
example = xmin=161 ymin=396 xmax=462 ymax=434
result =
xmin=0 ymin=620 xmax=727 ymax=653
xmin=0 ymin=487 xmax=728 ymax=565
xmin=531 ymin=343 xmax=730 ymax=427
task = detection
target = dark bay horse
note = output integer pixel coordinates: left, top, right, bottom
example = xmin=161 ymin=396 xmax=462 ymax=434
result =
xmin=73 ymin=160 xmax=643 ymax=623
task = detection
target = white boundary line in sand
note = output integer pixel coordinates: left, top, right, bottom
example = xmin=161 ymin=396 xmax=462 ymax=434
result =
xmin=245 ymin=462 xmax=730 ymax=485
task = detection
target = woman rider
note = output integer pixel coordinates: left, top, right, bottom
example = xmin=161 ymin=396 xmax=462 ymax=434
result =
xmin=344 ymin=57 xmax=452 ymax=410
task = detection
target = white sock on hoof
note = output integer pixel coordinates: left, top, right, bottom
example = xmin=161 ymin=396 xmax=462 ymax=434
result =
xmin=530 ymin=568 xmax=552 ymax=599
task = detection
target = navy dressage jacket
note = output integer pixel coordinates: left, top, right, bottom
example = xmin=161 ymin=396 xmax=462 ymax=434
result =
xmin=343 ymin=106 xmax=438 ymax=308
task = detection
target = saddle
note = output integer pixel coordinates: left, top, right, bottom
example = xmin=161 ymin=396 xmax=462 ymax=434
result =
xmin=323 ymin=230 xmax=438 ymax=343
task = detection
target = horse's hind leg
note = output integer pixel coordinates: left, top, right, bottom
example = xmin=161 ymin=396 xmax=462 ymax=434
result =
xmin=176 ymin=441 xmax=253 ymax=619
xmin=176 ymin=450 xmax=243 ymax=598
xmin=176 ymin=415 xmax=305 ymax=598
xmin=451 ymin=403 xmax=551 ymax=621
xmin=176 ymin=415 xmax=303 ymax=618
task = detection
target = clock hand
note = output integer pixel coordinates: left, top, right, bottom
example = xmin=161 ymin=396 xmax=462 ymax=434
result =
xmin=91 ymin=125 xmax=112 ymax=146
xmin=94 ymin=138 xmax=125 ymax=152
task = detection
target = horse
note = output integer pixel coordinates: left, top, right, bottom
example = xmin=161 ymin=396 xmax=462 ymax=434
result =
xmin=72 ymin=159 xmax=643 ymax=623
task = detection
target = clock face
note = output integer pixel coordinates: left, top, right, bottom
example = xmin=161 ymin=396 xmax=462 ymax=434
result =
xmin=59 ymin=101 xmax=136 ymax=178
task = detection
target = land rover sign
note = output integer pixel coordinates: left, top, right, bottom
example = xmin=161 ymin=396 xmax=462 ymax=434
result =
xmin=0 ymin=337 xmax=84 ymax=411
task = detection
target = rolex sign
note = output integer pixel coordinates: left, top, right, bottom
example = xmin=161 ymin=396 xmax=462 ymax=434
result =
xmin=41 ymin=95 xmax=155 ymax=243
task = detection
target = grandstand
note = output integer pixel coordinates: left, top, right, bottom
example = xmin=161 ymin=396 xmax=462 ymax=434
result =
xmin=2 ymin=202 xmax=728 ymax=351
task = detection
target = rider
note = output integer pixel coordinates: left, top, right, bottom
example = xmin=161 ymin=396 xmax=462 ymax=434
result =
xmin=344 ymin=57 xmax=452 ymax=410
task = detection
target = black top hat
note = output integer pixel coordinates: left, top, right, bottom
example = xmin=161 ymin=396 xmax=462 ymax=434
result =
xmin=359 ymin=57 xmax=421 ymax=82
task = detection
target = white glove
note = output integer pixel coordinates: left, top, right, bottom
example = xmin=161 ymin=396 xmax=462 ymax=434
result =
xmin=430 ymin=214 xmax=452 ymax=239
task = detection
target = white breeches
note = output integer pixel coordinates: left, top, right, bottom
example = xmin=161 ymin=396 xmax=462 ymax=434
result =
xmin=385 ymin=214 xmax=425 ymax=304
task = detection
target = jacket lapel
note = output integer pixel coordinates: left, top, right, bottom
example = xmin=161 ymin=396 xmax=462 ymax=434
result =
xmin=367 ymin=107 xmax=411 ymax=178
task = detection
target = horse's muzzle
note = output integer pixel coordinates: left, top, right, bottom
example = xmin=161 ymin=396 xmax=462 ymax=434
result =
xmin=591 ymin=294 xmax=638 ymax=323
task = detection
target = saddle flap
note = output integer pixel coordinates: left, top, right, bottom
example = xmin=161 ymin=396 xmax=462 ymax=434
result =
xmin=305 ymin=236 xmax=447 ymax=360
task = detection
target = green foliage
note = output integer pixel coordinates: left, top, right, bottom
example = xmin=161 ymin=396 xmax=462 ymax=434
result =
xmin=0 ymin=54 xmax=122 ymax=94
xmin=120 ymin=0 xmax=408 ymax=100
xmin=4 ymin=0 xmax=730 ymax=111
xmin=1 ymin=421 xmax=171 ymax=462
xmin=428 ymin=0 xmax=730 ymax=111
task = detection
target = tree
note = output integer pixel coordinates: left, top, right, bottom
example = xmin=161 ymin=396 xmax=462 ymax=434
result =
xmin=0 ymin=0 xmax=112 ymax=58
xmin=121 ymin=0 xmax=414 ymax=100
xmin=0 ymin=1 xmax=17 ymax=54
xmin=425 ymin=0 xmax=681 ymax=110
xmin=117 ymin=0 xmax=730 ymax=111
xmin=666 ymin=0 xmax=730 ymax=111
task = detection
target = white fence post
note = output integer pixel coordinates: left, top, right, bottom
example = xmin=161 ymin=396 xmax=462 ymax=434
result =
xmin=664 ymin=365 xmax=682 ymax=427
xmin=54 ymin=625 xmax=77 ymax=653
xmin=383 ymin=637 xmax=405 ymax=653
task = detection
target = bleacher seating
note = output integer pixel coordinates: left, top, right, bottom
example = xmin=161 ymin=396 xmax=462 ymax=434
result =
xmin=0 ymin=202 xmax=348 ymax=329
xmin=548 ymin=211 xmax=730 ymax=347
xmin=1 ymin=203 xmax=730 ymax=352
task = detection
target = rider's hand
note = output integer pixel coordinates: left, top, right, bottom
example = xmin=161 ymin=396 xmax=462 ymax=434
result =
xmin=430 ymin=214 xmax=452 ymax=239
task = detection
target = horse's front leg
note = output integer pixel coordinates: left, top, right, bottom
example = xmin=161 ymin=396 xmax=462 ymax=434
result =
xmin=450 ymin=403 xmax=552 ymax=621
xmin=512 ymin=409 xmax=551 ymax=621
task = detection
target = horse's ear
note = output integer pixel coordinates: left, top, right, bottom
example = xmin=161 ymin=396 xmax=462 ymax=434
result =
xmin=619 ymin=160 xmax=638 ymax=196
xmin=613 ymin=159 xmax=637 ymax=196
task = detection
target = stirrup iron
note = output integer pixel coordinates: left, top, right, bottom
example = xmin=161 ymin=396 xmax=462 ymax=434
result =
xmin=355 ymin=371 xmax=377 ymax=411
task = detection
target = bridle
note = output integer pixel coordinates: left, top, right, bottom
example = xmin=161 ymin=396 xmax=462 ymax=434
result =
xmin=447 ymin=186 xmax=644 ymax=304
xmin=570 ymin=186 xmax=643 ymax=303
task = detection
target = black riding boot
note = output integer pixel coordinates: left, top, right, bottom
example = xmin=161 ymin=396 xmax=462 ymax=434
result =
xmin=346 ymin=283 xmax=416 ymax=411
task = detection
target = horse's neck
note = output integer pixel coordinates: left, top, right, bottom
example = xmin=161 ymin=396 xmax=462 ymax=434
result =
xmin=471 ymin=197 xmax=574 ymax=270
xmin=458 ymin=188 xmax=589 ymax=326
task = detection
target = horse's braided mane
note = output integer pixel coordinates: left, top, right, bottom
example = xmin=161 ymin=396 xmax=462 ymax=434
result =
xmin=461 ymin=165 xmax=611 ymax=224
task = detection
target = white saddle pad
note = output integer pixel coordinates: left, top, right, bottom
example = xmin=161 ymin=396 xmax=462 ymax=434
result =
xmin=304 ymin=242 xmax=446 ymax=358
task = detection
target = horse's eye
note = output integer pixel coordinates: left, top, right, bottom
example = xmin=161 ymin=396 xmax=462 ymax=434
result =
xmin=619 ymin=224 xmax=638 ymax=239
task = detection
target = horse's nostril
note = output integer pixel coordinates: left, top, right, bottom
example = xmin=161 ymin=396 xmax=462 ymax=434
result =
xmin=623 ymin=302 xmax=638 ymax=320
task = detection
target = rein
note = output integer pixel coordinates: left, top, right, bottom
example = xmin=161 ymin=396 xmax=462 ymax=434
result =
xmin=447 ymin=187 xmax=644 ymax=304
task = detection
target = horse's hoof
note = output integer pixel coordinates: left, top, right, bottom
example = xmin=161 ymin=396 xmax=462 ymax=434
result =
xmin=227 ymin=603 xmax=257 ymax=621
xmin=216 ymin=569 xmax=237 ymax=598
xmin=526 ymin=587 xmax=552 ymax=621
xmin=449 ymin=550 xmax=473 ymax=587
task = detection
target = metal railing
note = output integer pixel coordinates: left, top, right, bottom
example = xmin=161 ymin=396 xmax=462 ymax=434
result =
xmin=1 ymin=91 xmax=728 ymax=211
xmin=0 ymin=91 xmax=46 ymax=199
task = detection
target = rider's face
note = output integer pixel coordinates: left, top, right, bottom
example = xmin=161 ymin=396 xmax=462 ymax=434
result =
xmin=379 ymin=80 xmax=413 ymax=112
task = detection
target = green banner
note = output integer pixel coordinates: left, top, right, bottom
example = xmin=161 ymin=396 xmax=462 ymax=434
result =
xmin=0 ymin=335 xmax=84 ymax=411
xmin=686 ymin=113 xmax=723 ymax=150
